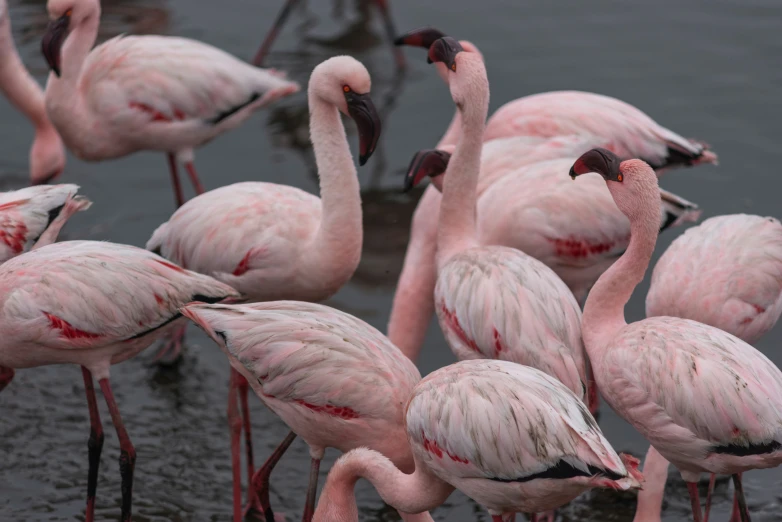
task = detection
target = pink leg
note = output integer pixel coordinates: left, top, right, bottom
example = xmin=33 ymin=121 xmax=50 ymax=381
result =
xmin=228 ymin=369 xmax=243 ymax=522
xmin=184 ymin=162 xmax=206 ymax=196
xmin=729 ymin=490 xmax=741 ymax=522
xmin=301 ymin=457 xmax=321 ymax=522
xmin=731 ymin=473 xmax=751 ymax=522
xmin=32 ymin=195 xmax=91 ymax=250
xmin=0 ymin=365 xmax=14 ymax=392
xmin=245 ymin=431 xmax=297 ymax=522
xmin=151 ymin=324 xmax=187 ymax=366
xmin=687 ymin=482 xmax=704 ymax=522
xmin=98 ymin=378 xmax=135 ymax=522
xmin=167 ymin=153 xmax=185 ymax=207
xmin=253 ymin=0 xmax=302 ymax=67
xmin=704 ymin=474 xmax=716 ymax=522
xmin=236 ymin=374 xmax=255 ymax=486
xmin=492 ymin=516 xmax=504 ymax=522
xmin=372 ymin=0 xmax=405 ymax=69
xmin=81 ymin=368 xmax=104 ymax=522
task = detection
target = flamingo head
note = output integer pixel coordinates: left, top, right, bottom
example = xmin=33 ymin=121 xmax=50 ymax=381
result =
xmin=310 ymin=56 xmax=382 ymax=166
xmin=395 ymin=27 xmax=482 ymax=83
xmin=402 ymin=148 xmax=452 ymax=193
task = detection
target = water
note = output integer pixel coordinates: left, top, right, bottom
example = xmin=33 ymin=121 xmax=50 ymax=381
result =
xmin=1 ymin=0 xmax=781 ymax=520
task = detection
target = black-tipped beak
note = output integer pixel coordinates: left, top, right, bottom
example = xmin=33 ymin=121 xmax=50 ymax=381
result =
xmin=403 ymin=149 xmax=451 ymax=193
xmin=427 ymin=37 xmax=464 ymax=71
xmin=394 ymin=27 xmax=447 ymax=48
xmin=570 ymin=148 xmax=623 ymax=182
xmin=41 ymin=13 xmax=71 ymax=77
xmin=569 ymin=166 xmax=577 ymax=180
xmin=345 ymin=92 xmax=381 ymax=166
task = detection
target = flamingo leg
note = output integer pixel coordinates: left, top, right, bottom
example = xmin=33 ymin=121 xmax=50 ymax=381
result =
xmin=167 ymin=153 xmax=185 ymax=207
xmin=372 ymin=0 xmax=405 ymax=69
xmin=98 ymin=378 xmax=136 ymax=522
xmin=729 ymin=490 xmax=741 ymax=522
xmin=301 ymin=457 xmax=322 ymax=522
xmin=491 ymin=516 xmax=504 ymax=522
xmin=731 ymin=473 xmax=751 ymax=522
xmin=253 ymin=0 xmax=302 ymax=67
xmin=184 ymin=162 xmax=206 ymax=196
xmin=236 ymin=374 xmax=256 ymax=487
xmin=530 ymin=514 xmax=538 ymax=522
xmin=81 ymin=367 xmax=104 ymax=522
xmin=245 ymin=431 xmax=297 ymax=522
xmin=704 ymin=473 xmax=716 ymax=522
xmin=151 ymin=324 xmax=187 ymax=366
xmin=686 ymin=482 xmax=704 ymax=522
xmin=228 ymin=368 xmax=243 ymax=522
xmin=0 ymin=365 xmax=14 ymax=392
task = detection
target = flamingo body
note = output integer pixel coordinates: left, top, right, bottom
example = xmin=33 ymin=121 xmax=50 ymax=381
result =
xmin=0 ymin=240 xmax=238 ymax=379
xmin=435 ymin=245 xmax=586 ymax=399
xmin=647 ymin=214 xmax=782 ymax=343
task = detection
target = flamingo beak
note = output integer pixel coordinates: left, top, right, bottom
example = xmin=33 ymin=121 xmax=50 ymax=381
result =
xmin=427 ymin=37 xmax=464 ymax=71
xmin=41 ymin=12 xmax=71 ymax=77
xmin=403 ymin=149 xmax=451 ymax=193
xmin=570 ymin=148 xmax=623 ymax=182
xmin=345 ymin=91 xmax=381 ymax=166
xmin=394 ymin=27 xmax=447 ymax=49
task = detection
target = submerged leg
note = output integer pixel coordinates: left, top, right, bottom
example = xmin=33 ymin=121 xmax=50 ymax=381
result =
xmin=82 ymin=367 xmax=104 ymax=522
xmin=686 ymin=481 xmax=703 ymax=522
xmin=228 ymin=369 xmax=243 ymax=522
xmin=245 ymin=431 xmax=297 ymax=522
xmin=0 ymin=365 xmax=14 ymax=392
xmin=151 ymin=324 xmax=187 ymax=366
xmin=167 ymin=153 xmax=185 ymax=207
xmin=98 ymin=378 xmax=136 ymax=522
xmin=732 ymin=473 xmax=751 ymax=522
xmin=301 ymin=457 xmax=321 ymax=522
xmin=253 ymin=0 xmax=302 ymax=67
xmin=372 ymin=0 xmax=405 ymax=69
xmin=184 ymin=162 xmax=206 ymax=196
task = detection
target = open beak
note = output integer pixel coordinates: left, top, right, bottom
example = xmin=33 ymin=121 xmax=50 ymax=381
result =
xmin=403 ymin=149 xmax=451 ymax=193
xmin=427 ymin=37 xmax=464 ymax=71
xmin=345 ymin=92 xmax=381 ymax=166
xmin=394 ymin=27 xmax=447 ymax=49
xmin=41 ymin=12 xmax=71 ymax=77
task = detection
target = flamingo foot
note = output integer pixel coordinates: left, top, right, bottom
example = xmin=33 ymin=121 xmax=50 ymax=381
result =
xmin=150 ymin=325 xmax=186 ymax=366
xmin=0 ymin=365 xmax=14 ymax=392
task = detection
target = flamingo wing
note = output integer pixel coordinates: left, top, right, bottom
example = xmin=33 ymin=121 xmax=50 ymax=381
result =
xmin=647 ymin=215 xmax=782 ymax=343
xmin=0 ymin=241 xmax=238 ymax=347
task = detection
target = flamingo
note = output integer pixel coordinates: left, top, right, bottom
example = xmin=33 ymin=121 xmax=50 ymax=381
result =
xmin=570 ymin=147 xmax=782 ymax=522
xmin=40 ymin=0 xmax=300 ymax=208
xmin=253 ymin=0 xmax=405 ymax=69
xmin=632 ymin=214 xmax=782 ymax=522
xmin=181 ymin=300 xmax=422 ymax=522
xmin=0 ymin=240 xmax=239 ymax=522
xmin=311 ymin=359 xmax=642 ymax=522
xmin=387 ymin=27 xmax=718 ymax=363
xmin=0 ymin=0 xmax=66 ymax=184
xmin=148 ymin=55 xmax=381 ymax=521
xmin=0 ymin=184 xmax=90 ymax=262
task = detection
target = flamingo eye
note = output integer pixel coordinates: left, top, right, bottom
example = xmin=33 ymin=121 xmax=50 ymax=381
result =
xmin=343 ymin=85 xmax=351 ymax=93
xmin=617 ymin=174 xmax=624 ymax=182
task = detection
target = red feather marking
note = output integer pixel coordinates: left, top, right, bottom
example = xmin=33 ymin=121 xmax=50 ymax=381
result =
xmin=45 ymin=312 xmax=101 ymax=340
xmin=154 ymin=259 xmax=186 ymax=273
xmin=493 ymin=328 xmax=503 ymax=356
xmin=547 ymin=236 xmax=625 ymax=259
xmin=294 ymin=399 xmax=360 ymax=420
xmin=753 ymin=304 xmax=766 ymax=314
xmin=421 ymin=431 xmax=469 ymax=464
xmin=0 ymin=221 xmax=28 ymax=254
xmin=154 ymin=294 xmax=165 ymax=305
xmin=233 ymin=250 xmax=253 ymax=276
xmin=129 ymin=102 xmax=172 ymax=122
xmin=439 ymin=302 xmax=481 ymax=354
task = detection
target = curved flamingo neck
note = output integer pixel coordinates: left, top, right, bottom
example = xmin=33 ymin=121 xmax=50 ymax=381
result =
xmin=313 ymin=449 xmax=452 ymax=522
xmin=581 ymin=174 xmax=660 ymax=353
xmin=436 ymin=109 xmax=462 ymax=149
xmin=302 ymin=90 xmax=363 ymax=280
xmin=0 ymin=7 xmax=48 ymax=128
xmin=47 ymin=7 xmax=100 ymax=97
xmin=436 ymin=71 xmax=489 ymax=267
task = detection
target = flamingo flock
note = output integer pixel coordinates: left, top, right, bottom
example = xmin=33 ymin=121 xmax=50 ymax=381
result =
xmin=0 ymin=1 xmax=779 ymax=522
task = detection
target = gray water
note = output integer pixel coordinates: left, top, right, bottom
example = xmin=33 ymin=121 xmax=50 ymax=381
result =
xmin=1 ymin=0 xmax=781 ymax=520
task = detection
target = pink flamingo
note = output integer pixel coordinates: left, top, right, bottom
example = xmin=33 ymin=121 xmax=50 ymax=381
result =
xmin=253 ymin=0 xmax=405 ymax=68
xmin=312 ymin=359 xmax=642 ymax=522
xmin=388 ymin=27 xmax=717 ymax=362
xmin=40 ymin=0 xmax=300 ymax=207
xmin=181 ymin=300 xmax=422 ymax=522
xmin=633 ymin=213 xmax=782 ymax=522
xmin=420 ymin=37 xmax=589 ymax=400
xmin=0 ymin=0 xmax=66 ymax=184
xmin=0 ymin=184 xmax=90 ymax=262
xmin=0 ymin=240 xmax=239 ymax=522
xmin=570 ymin=147 xmax=782 ymax=522
xmin=148 ymin=55 xmax=381 ymax=521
